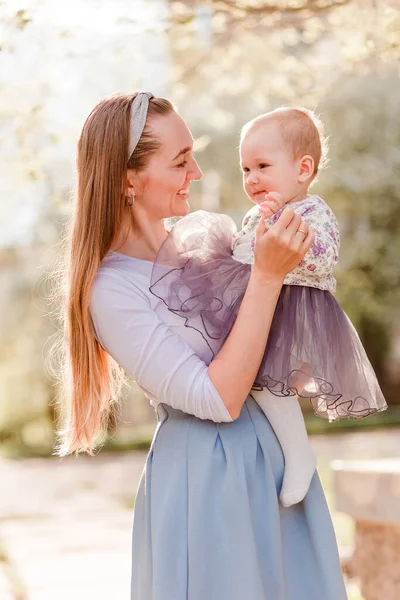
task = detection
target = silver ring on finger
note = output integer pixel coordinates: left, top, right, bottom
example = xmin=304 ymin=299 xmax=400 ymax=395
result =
xmin=296 ymin=228 xmax=308 ymax=239
xmin=296 ymin=229 xmax=308 ymax=242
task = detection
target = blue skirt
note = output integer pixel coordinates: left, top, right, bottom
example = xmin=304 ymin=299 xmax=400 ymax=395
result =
xmin=131 ymin=397 xmax=348 ymax=600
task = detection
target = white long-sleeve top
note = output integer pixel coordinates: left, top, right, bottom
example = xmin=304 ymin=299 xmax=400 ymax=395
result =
xmin=232 ymin=194 xmax=340 ymax=293
xmin=89 ymin=251 xmax=233 ymax=423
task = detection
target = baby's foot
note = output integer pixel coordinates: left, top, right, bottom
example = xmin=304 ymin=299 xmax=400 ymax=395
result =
xmin=280 ymin=447 xmax=317 ymax=508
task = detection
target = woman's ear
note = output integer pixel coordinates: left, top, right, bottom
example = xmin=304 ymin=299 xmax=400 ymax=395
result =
xmin=125 ymin=168 xmax=137 ymax=196
xmin=298 ymin=155 xmax=314 ymax=183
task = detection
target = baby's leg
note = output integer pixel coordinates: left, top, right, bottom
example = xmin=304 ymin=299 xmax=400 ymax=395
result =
xmin=251 ymin=388 xmax=316 ymax=507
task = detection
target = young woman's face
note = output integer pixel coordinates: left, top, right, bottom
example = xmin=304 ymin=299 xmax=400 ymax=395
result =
xmin=240 ymin=121 xmax=302 ymax=204
xmin=131 ymin=111 xmax=203 ymax=219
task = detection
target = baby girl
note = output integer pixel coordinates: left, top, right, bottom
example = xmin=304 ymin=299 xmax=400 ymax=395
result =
xmin=150 ymin=107 xmax=387 ymax=507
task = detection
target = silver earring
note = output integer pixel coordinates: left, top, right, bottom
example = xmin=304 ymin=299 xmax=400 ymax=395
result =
xmin=125 ymin=193 xmax=134 ymax=207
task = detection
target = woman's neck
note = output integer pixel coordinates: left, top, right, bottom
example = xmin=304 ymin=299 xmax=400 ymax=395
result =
xmin=111 ymin=210 xmax=168 ymax=261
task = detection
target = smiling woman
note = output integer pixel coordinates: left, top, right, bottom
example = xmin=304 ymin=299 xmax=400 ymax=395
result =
xmin=52 ymin=91 xmax=347 ymax=600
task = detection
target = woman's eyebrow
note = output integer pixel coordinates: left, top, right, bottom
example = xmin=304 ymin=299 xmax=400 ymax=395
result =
xmin=171 ymin=146 xmax=192 ymax=161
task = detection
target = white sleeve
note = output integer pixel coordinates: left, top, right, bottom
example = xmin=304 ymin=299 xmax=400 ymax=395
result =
xmin=89 ymin=270 xmax=233 ymax=423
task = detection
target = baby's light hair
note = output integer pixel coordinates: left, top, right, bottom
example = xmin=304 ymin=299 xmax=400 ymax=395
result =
xmin=241 ymin=107 xmax=329 ymax=180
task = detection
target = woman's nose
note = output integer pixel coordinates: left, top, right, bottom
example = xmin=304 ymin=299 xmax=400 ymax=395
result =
xmin=189 ymin=158 xmax=203 ymax=181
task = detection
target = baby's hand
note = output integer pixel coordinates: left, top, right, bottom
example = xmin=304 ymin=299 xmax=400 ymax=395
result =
xmin=258 ymin=192 xmax=286 ymax=221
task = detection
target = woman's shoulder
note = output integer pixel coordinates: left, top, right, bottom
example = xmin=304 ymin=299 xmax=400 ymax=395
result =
xmin=91 ymin=252 xmax=152 ymax=305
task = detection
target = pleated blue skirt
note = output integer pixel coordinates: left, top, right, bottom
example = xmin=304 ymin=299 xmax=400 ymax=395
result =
xmin=131 ymin=397 xmax=348 ymax=600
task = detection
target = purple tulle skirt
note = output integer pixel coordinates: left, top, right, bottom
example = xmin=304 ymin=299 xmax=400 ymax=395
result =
xmin=150 ymin=211 xmax=387 ymax=421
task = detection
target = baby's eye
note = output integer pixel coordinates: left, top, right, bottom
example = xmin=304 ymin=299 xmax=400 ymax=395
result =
xmin=241 ymin=167 xmax=249 ymax=173
xmin=259 ymin=163 xmax=269 ymax=169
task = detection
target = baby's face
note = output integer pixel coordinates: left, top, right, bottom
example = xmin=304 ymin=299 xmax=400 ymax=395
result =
xmin=240 ymin=121 xmax=302 ymax=204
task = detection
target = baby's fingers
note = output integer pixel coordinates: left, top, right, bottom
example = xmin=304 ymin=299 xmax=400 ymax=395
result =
xmin=264 ymin=192 xmax=285 ymax=212
xmin=259 ymin=205 xmax=274 ymax=220
xmin=259 ymin=198 xmax=277 ymax=217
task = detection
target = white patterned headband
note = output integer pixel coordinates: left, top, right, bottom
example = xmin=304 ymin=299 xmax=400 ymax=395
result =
xmin=128 ymin=92 xmax=154 ymax=158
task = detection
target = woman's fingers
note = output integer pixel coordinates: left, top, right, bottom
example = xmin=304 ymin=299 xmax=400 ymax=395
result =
xmin=300 ymin=228 xmax=315 ymax=254
xmin=255 ymin=212 xmax=267 ymax=242
xmin=270 ymin=206 xmax=299 ymax=240
xmin=254 ymin=197 xmax=317 ymax=278
xmin=293 ymin=220 xmax=309 ymax=242
xmin=291 ymin=222 xmax=315 ymax=255
xmin=285 ymin=213 xmax=303 ymax=239
xmin=270 ymin=208 xmax=306 ymax=240
xmin=268 ymin=208 xmax=315 ymax=256
xmin=257 ymin=201 xmax=315 ymax=256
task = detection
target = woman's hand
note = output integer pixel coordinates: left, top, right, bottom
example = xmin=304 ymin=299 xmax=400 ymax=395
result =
xmin=253 ymin=204 xmax=315 ymax=281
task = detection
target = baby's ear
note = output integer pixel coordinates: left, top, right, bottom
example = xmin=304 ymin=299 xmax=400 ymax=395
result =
xmin=298 ymin=155 xmax=314 ymax=183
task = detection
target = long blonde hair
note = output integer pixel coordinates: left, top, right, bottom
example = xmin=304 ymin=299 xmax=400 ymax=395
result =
xmin=49 ymin=92 xmax=173 ymax=455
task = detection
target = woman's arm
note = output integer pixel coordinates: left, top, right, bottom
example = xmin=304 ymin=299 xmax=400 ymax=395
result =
xmin=208 ymin=205 xmax=315 ymax=418
xmin=90 ymin=271 xmax=234 ymax=423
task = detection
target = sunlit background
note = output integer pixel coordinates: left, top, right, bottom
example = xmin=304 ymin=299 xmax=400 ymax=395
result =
xmin=1 ymin=1 xmax=399 ymax=599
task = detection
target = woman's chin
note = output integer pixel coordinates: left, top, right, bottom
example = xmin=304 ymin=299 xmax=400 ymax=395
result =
xmin=173 ymin=201 xmax=190 ymax=217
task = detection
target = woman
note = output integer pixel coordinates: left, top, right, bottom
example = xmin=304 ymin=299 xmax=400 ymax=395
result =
xmin=57 ymin=92 xmax=348 ymax=599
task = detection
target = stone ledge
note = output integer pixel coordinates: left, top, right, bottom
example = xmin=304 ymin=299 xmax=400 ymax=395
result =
xmin=332 ymin=458 xmax=400 ymax=600
xmin=331 ymin=458 xmax=400 ymax=525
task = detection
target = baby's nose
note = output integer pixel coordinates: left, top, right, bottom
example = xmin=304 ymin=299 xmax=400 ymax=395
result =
xmin=247 ymin=172 xmax=259 ymax=184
